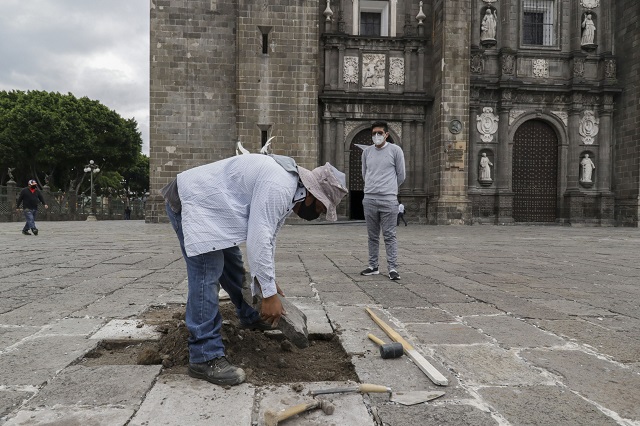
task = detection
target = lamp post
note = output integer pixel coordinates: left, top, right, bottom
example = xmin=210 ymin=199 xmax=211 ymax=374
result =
xmin=83 ymin=160 xmax=100 ymax=221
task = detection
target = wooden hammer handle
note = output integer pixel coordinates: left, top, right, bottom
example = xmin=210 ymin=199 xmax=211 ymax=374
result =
xmin=264 ymin=401 xmax=318 ymax=426
xmin=366 ymin=307 xmax=414 ymax=351
xmin=367 ymin=333 xmax=386 ymax=347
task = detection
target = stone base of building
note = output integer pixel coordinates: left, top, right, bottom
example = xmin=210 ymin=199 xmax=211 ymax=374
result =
xmin=615 ymin=196 xmax=640 ymax=227
xmin=427 ymin=196 xmax=471 ymax=225
xmin=564 ymin=191 xmax=616 ymax=226
xmin=145 ymin=195 xmax=169 ymax=224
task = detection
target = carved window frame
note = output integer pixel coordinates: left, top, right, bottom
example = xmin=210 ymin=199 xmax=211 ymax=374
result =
xmin=520 ymin=0 xmax=561 ymax=50
xmin=352 ymin=0 xmax=395 ymax=37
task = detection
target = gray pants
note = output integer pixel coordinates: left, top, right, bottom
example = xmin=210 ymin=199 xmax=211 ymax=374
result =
xmin=363 ymin=198 xmax=399 ymax=271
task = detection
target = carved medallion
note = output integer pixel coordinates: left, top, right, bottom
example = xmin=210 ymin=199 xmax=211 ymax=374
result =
xmin=477 ymin=107 xmax=499 ymax=142
xmin=579 ymin=110 xmax=599 ymax=145
xmin=362 ymin=54 xmax=385 ymax=89
xmin=343 ymin=57 xmax=358 ymax=84
xmin=482 ymin=0 xmax=497 ymax=3
xmin=580 ymin=0 xmax=599 ymax=9
xmin=471 ymin=54 xmax=484 ymax=74
xmin=532 ymin=59 xmax=549 ymax=78
xmin=509 ymin=110 xmax=526 ymax=125
xmin=502 ymin=54 xmax=515 ymax=75
xmin=389 ymin=58 xmax=405 ymax=85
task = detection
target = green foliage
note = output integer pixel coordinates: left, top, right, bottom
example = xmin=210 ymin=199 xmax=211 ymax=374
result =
xmin=0 ymin=90 xmax=147 ymax=195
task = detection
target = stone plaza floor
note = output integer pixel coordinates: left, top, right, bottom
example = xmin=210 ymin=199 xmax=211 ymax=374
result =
xmin=0 ymin=220 xmax=639 ymax=425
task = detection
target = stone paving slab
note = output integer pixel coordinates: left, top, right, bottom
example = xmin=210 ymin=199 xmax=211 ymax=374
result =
xmin=407 ymin=323 xmax=493 ymax=345
xmin=0 ymin=327 xmax=39 ymax=351
xmin=4 ymin=406 xmax=136 ymax=426
xmin=437 ymin=302 xmax=504 ymax=317
xmin=129 ymin=374 xmax=254 ymax=426
xmin=479 ymin=385 xmax=620 ymax=426
xmin=0 ymin=391 xmax=33 ymax=419
xmin=463 ymin=314 xmax=566 ymax=349
xmin=521 ymin=349 xmax=640 ymax=421
xmin=25 ymin=364 xmax=160 ymax=408
xmin=89 ymin=319 xmax=162 ymax=341
xmin=374 ymin=401 xmax=498 ymax=426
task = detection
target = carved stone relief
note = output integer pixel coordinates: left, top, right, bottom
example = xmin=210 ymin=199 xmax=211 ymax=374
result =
xmin=533 ymin=59 xmax=549 ymax=78
xmin=477 ymin=107 xmax=499 ymax=142
xmin=501 ymin=89 xmax=513 ymax=102
xmin=471 ymin=54 xmax=484 ymax=74
xmin=388 ymin=122 xmax=402 ymax=140
xmin=509 ymin=110 xmax=526 ymax=125
xmin=579 ymin=110 xmax=600 ymax=145
xmin=574 ymin=58 xmax=585 ymax=77
xmin=482 ymin=0 xmax=497 ymax=3
xmin=343 ymin=56 xmax=358 ymax=84
xmin=580 ymin=0 xmax=599 ymax=9
xmin=344 ymin=121 xmax=359 ymax=144
xmin=604 ymin=94 xmax=614 ymax=105
xmin=581 ymin=13 xmax=596 ymax=47
xmin=605 ymin=59 xmax=616 ymax=78
xmin=502 ymin=54 xmax=515 ymax=75
xmin=362 ymin=54 xmax=385 ymax=89
xmin=551 ymin=111 xmax=569 ymax=127
xmin=389 ymin=58 xmax=405 ymax=85
xmin=480 ymin=8 xmax=497 ymax=47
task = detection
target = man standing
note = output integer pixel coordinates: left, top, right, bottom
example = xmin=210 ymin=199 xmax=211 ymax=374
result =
xmin=162 ymin=153 xmax=347 ymax=386
xmin=360 ymin=121 xmax=406 ymax=280
xmin=16 ymin=179 xmax=48 ymax=235
xmin=397 ymin=200 xmax=407 ymax=226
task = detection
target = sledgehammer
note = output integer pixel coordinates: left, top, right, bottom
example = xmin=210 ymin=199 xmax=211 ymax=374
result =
xmin=368 ymin=333 xmax=404 ymax=359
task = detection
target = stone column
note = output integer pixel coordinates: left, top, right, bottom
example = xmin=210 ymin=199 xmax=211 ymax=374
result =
xmin=417 ymin=47 xmax=425 ymax=91
xmin=564 ymin=98 xmax=585 ymax=223
xmin=324 ymin=46 xmax=333 ymax=89
xmin=597 ymin=108 xmax=613 ymax=192
xmin=336 ymin=119 xmax=345 ymax=172
xmin=468 ymin=108 xmax=479 ymax=189
xmin=337 ymin=45 xmax=345 ymax=90
xmin=496 ymin=105 xmax=513 ymax=224
xmin=323 ymin=118 xmax=332 ymax=165
xmin=402 ymin=120 xmax=413 ymax=189
xmin=415 ymin=121 xmax=425 ymax=191
xmin=404 ymin=47 xmax=413 ymax=92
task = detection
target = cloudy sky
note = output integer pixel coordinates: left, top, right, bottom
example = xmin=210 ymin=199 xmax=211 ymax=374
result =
xmin=0 ymin=0 xmax=150 ymax=155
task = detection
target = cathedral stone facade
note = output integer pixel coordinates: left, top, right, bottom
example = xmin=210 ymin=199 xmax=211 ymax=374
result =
xmin=148 ymin=0 xmax=640 ymax=226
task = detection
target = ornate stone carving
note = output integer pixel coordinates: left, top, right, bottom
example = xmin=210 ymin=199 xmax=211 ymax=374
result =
xmin=502 ymin=54 xmax=515 ymax=75
xmin=477 ymin=107 xmax=499 ymax=142
xmin=389 ymin=58 xmax=405 ymax=85
xmin=580 ymin=0 xmax=599 ymax=9
xmin=343 ymin=56 xmax=358 ymax=84
xmin=573 ymin=93 xmax=583 ymax=104
xmin=604 ymin=94 xmax=614 ymax=105
xmin=574 ymin=58 xmax=585 ymax=77
xmin=344 ymin=121 xmax=359 ymax=143
xmin=551 ymin=111 xmax=569 ymax=127
xmin=533 ymin=59 xmax=549 ymax=78
xmin=509 ymin=110 xmax=526 ymax=125
xmin=501 ymin=89 xmax=513 ymax=102
xmin=471 ymin=54 xmax=484 ymax=73
xmin=388 ymin=122 xmax=402 ymax=140
xmin=605 ymin=59 xmax=616 ymax=78
xmin=579 ymin=110 xmax=599 ymax=145
xmin=482 ymin=0 xmax=497 ymax=2
xmin=362 ymin=54 xmax=385 ymax=89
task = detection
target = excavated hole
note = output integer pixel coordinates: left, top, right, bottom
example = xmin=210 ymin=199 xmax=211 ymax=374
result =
xmin=80 ymin=303 xmax=358 ymax=386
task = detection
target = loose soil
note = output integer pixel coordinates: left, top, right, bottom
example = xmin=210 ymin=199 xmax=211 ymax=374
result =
xmin=81 ymin=303 xmax=358 ymax=386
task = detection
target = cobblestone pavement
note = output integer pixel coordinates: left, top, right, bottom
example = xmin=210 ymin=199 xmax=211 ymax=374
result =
xmin=0 ymin=220 xmax=639 ymax=425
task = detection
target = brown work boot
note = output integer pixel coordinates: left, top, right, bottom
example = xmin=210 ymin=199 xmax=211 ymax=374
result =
xmin=188 ymin=356 xmax=245 ymax=386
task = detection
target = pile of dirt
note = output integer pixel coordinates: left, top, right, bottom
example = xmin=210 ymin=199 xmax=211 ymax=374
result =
xmin=83 ymin=303 xmax=358 ymax=386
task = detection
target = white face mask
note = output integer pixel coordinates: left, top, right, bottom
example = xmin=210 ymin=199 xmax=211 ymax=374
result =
xmin=372 ymin=134 xmax=385 ymax=146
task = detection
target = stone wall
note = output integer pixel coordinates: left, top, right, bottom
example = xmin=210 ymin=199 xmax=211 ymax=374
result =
xmin=236 ymin=0 xmax=319 ymax=170
xmin=427 ymin=0 xmax=472 ymax=224
xmin=147 ymin=0 xmax=239 ymax=222
xmin=613 ymin=0 xmax=640 ymax=226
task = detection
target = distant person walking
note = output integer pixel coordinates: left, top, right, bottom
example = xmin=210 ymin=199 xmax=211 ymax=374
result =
xmin=16 ymin=180 xmax=48 ymax=235
xmin=397 ymin=201 xmax=407 ymax=226
xmin=360 ymin=121 xmax=406 ymax=281
xmin=124 ymin=205 xmax=132 ymax=220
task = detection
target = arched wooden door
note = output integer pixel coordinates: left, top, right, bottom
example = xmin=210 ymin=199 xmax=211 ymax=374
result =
xmin=512 ymin=120 xmax=558 ymax=222
xmin=348 ymin=128 xmax=393 ymax=219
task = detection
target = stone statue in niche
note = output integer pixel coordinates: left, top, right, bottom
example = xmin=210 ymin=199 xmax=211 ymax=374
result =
xmin=479 ymin=153 xmax=493 ymax=182
xmin=581 ymin=13 xmax=596 ymax=48
xmin=480 ymin=8 xmax=497 ymax=47
xmin=580 ymin=154 xmax=595 ymax=183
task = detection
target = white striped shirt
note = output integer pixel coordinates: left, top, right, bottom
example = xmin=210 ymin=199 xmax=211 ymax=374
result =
xmin=177 ymin=154 xmax=299 ymax=298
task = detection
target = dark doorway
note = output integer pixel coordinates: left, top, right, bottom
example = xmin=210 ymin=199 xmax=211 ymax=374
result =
xmin=512 ymin=119 xmax=558 ymax=222
xmin=348 ymin=128 xmax=393 ymax=220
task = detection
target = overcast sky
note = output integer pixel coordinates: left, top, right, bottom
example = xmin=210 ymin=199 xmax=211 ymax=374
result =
xmin=0 ymin=0 xmax=150 ymax=155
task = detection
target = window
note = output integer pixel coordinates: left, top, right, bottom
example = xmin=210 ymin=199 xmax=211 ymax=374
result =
xmin=522 ymin=0 xmax=556 ymax=46
xmin=361 ymin=12 xmax=382 ymax=36
xmin=353 ymin=1 xmax=392 ymax=36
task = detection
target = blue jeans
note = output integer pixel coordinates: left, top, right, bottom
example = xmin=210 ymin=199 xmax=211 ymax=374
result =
xmin=22 ymin=209 xmax=38 ymax=231
xmin=165 ymin=203 xmax=260 ymax=363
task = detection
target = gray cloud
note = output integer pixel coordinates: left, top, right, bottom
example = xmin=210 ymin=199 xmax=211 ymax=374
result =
xmin=0 ymin=0 xmax=150 ymax=154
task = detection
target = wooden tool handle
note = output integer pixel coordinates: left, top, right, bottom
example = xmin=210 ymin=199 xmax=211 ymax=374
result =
xmin=365 ymin=308 xmax=414 ymax=351
xmin=357 ymin=383 xmax=392 ymax=393
xmin=264 ymin=401 xmax=318 ymax=426
xmin=367 ymin=333 xmax=386 ymax=347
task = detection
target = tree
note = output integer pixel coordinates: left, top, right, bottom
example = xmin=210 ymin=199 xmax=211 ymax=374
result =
xmin=0 ymin=90 xmax=144 ymax=193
